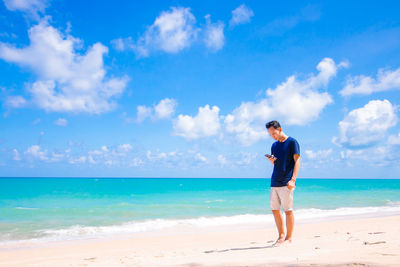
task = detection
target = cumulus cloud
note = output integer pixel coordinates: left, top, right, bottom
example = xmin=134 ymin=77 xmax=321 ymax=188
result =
xmin=54 ymin=118 xmax=67 ymax=126
xmin=388 ymin=130 xmax=400 ymax=145
xmin=117 ymin=143 xmax=133 ymax=153
xmin=112 ymin=7 xmax=199 ymax=58
xmin=154 ymin=98 xmax=178 ymax=119
xmin=340 ymin=67 xmax=400 ymax=96
xmin=305 ymin=149 xmax=332 ymax=161
xmin=22 ymin=145 xmax=70 ymax=163
xmin=340 ymin=143 xmax=400 ymax=167
xmin=4 ymin=95 xmax=27 ymax=108
xmin=126 ymin=98 xmax=178 ymax=123
xmin=332 ymin=99 xmax=398 ymax=148
xmin=224 ymin=57 xmax=346 ymax=146
xmin=14 ymin=143 xmax=136 ymax=166
xmin=0 ymin=19 xmax=129 ymax=114
xmin=86 ymin=144 xmax=134 ymax=166
xmin=173 ymin=104 xmax=221 ymax=140
xmin=24 ymin=145 xmax=48 ymax=161
xmin=3 ymin=0 xmax=48 ymax=18
xmin=204 ymin=14 xmax=225 ymax=51
xmin=229 ymin=4 xmax=254 ymax=27
xmin=224 ymin=99 xmax=271 ymax=146
xmin=110 ymin=37 xmax=133 ymax=51
xmin=12 ymin=142 xmax=262 ymax=170
xmin=136 ymin=105 xmax=153 ymax=123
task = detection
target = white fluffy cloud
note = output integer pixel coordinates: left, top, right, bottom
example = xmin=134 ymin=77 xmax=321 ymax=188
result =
xmin=340 ymin=67 xmax=400 ymax=96
xmin=86 ymin=144 xmax=133 ymax=166
xmin=229 ymin=4 xmax=254 ymax=27
xmin=113 ymin=7 xmax=199 ymax=58
xmin=3 ymin=0 xmax=47 ymax=18
xmin=4 ymin=95 xmax=27 ymax=108
xmin=21 ymin=145 xmax=70 ymax=163
xmin=136 ymin=105 xmax=153 ymax=123
xmin=24 ymin=145 xmax=48 ymax=161
xmin=224 ymin=99 xmax=271 ymax=146
xmin=173 ymin=104 xmax=221 ymax=140
xmin=130 ymin=98 xmax=178 ymax=123
xmin=0 ymin=19 xmax=129 ymax=114
xmin=117 ymin=144 xmax=133 ymax=152
xmin=333 ymin=99 xmax=398 ymax=148
xmin=154 ymin=98 xmax=178 ymax=119
xmin=305 ymin=149 xmax=332 ymax=161
xmin=340 ymin=143 xmax=400 ymax=167
xmin=224 ymin=58 xmax=346 ymax=146
xmin=388 ymin=130 xmax=400 ymax=145
xmin=204 ymin=14 xmax=225 ymax=51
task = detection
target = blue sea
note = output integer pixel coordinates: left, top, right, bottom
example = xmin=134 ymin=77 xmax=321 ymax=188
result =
xmin=1 ymin=178 xmax=400 ymax=244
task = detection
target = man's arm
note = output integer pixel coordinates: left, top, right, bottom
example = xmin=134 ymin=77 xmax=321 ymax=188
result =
xmin=267 ymin=144 xmax=276 ymax=165
xmin=291 ymin=154 xmax=300 ymax=181
xmin=287 ymin=154 xmax=300 ymax=189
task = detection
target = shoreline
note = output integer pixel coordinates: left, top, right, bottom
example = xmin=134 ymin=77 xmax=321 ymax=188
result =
xmin=1 ymin=208 xmax=400 ymax=250
xmin=1 ymin=213 xmax=399 ymax=266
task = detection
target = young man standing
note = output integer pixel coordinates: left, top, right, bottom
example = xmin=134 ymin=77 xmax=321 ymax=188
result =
xmin=265 ymin=120 xmax=300 ymax=247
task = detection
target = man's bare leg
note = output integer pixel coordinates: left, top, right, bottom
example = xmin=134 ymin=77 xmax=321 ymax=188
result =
xmin=272 ymin=210 xmax=285 ymax=246
xmin=285 ymin=210 xmax=294 ymax=243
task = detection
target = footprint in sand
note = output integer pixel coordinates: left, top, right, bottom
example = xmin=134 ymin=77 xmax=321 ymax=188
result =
xmin=363 ymin=241 xmax=386 ymax=245
xmin=368 ymin=231 xmax=385 ymax=235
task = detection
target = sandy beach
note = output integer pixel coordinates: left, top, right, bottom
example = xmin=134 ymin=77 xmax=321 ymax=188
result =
xmin=0 ymin=214 xmax=399 ymax=267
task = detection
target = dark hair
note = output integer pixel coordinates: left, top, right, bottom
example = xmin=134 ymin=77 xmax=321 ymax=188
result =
xmin=265 ymin=120 xmax=281 ymax=129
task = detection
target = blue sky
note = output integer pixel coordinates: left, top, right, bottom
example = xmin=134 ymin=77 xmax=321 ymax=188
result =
xmin=1 ymin=0 xmax=400 ymax=178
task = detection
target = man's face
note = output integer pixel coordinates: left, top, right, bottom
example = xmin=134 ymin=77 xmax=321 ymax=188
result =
xmin=267 ymin=127 xmax=282 ymax=141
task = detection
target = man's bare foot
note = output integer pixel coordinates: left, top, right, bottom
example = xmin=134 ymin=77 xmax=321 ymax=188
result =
xmin=284 ymin=238 xmax=293 ymax=244
xmin=273 ymin=237 xmax=285 ymax=247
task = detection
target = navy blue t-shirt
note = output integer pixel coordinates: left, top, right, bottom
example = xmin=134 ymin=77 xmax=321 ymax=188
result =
xmin=270 ymin=136 xmax=300 ymax=187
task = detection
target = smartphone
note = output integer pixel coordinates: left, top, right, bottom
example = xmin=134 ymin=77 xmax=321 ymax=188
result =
xmin=265 ymin=154 xmax=276 ymax=159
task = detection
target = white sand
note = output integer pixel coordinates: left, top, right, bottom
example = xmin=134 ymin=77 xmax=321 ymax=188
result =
xmin=0 ymin=215 xmax=399 ymax=266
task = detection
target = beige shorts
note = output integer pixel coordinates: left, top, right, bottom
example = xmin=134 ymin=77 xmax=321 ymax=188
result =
xmin=270 ymin=186 xmax=294 ymax=211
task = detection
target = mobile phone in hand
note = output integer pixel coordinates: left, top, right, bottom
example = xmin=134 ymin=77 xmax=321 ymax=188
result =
xmin=265 ymin=154 xmax=276 ymax=159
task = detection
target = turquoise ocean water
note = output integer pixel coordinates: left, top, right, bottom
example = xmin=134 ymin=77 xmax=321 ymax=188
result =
xmin=1 ymin=178 xmax=400 ymax=243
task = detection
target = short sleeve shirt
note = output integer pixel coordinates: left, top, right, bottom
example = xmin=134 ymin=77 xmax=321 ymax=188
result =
xmin=270 ymin=136 xmax=300 ymax=187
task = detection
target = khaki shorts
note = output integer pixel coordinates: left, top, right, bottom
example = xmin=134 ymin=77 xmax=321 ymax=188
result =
xmin=270 ymin=186 xmax=294 ymax=211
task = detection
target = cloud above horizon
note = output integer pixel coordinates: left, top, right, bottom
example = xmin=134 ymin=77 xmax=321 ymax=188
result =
xmin=223 ymin=57 xmax=347 ymax=146
xmin=112 ymin=7 xmax=199 ymax=58
xmin=0 ymin=19 xmax=129 ymax=114
xmin=3 ymin=0 xmax=48 ymax=19
xmin=124 ymin=98 xmax=178 ymax=123
xmin=170 ymin=58 xmax=348 ymax=146
xmin=340 ymin=67 xmax=400 ymax=96
xmin=333 ymin=99 xmax=398 ymax=148
xmin=229 ymin=4 xmax=254 ymax=27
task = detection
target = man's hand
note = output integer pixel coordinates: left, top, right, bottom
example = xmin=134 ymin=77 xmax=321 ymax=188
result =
xmin=287 ymin=179 xmax=296 ymax=190
xmin=266 ymin=155 xmax=276 ymax=164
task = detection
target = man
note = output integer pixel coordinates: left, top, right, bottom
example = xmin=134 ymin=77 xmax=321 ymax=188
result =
xmin=265 ymin=120 xmax=300 ymax=247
